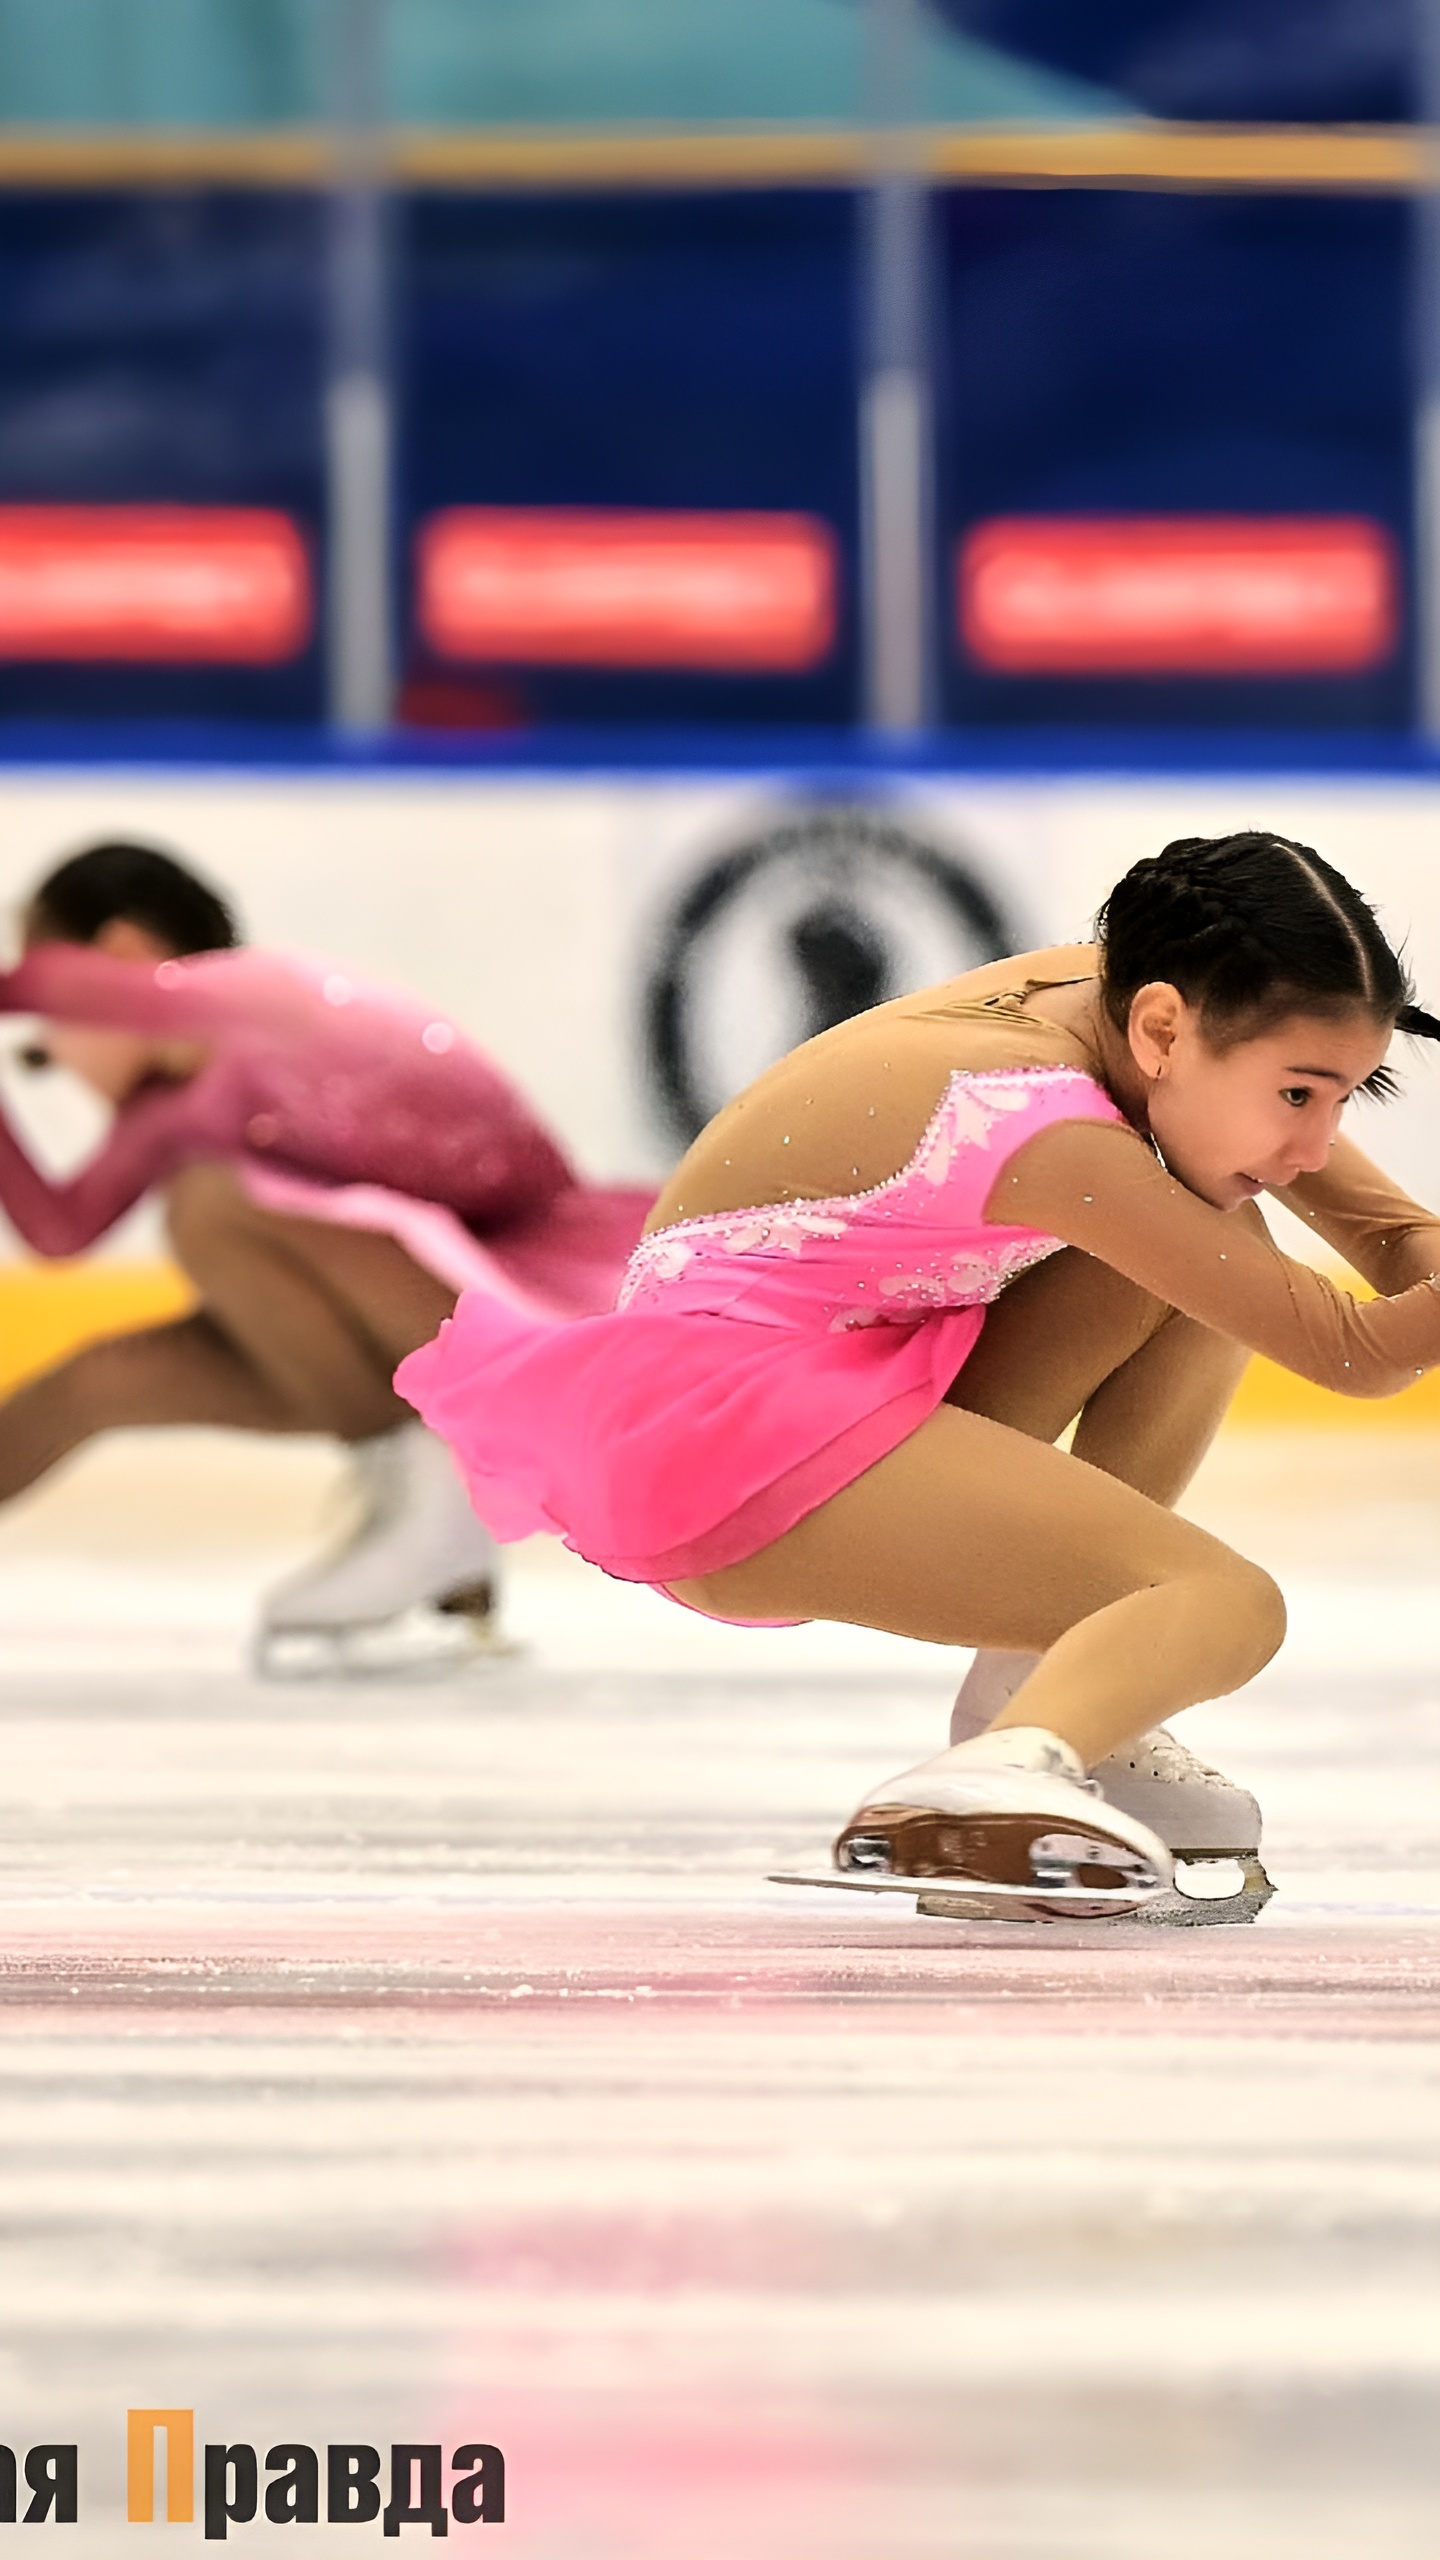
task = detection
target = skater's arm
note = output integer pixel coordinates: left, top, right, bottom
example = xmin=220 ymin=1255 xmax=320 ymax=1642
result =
xmin=0 ymin=1079 xmax=199 ymax=1255
xmin=0 ymin=942 xmax=285 ymax=1041
xmin=1271 ymin=1136 xmax=1440 ymax=1297
xmin=992 ymin=1118 xmax=1440 ymax=1398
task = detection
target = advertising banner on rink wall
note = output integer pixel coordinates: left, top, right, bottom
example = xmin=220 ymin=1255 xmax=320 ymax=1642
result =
xmin=0 ymin=764 xmax=1438 ymax=1263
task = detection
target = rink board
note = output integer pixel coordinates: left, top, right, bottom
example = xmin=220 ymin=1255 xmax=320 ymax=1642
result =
xmin=0 ymin=1257 xmax=1436 ymax=1428
xmin=1 ymin=756 xmax=1439 ymax=1425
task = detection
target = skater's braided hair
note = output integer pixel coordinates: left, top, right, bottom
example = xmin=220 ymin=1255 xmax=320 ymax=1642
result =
xmin=25 ymin=839 xmax=239 ymax=956
xmin=1096 ymin=831 xmax=1440 ymax=1099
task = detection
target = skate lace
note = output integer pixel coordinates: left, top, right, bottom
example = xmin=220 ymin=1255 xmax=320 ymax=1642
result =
xmin=1122 ymin=1726 xmax=1223 ymax=1783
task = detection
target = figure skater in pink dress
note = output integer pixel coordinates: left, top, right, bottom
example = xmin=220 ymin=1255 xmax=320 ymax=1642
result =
xmin=401 ymin=831 xmax=1440 ymax=1917
xmin=0 ymin=838 xmax=652 ymax=1674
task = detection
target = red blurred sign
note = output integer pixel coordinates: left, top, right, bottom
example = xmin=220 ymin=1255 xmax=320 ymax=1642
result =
xmin=417 ymin=507 xmax=838 ymax=672
xmin=958 ymin=516 xmax=1398 ymax=675
xmin=0 ymin=507 xmax=311 ymax=662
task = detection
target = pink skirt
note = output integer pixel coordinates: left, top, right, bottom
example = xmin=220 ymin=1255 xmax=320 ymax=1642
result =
xmin=395 ymin=1288 xmax=984 ymax=1585
xmin=239 ymin=1164 xmax=655 ymax=1323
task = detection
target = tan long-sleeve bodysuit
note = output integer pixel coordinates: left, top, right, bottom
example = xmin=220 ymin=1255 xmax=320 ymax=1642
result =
xmin=652 ymin=948 xmax=1440 ymax=1400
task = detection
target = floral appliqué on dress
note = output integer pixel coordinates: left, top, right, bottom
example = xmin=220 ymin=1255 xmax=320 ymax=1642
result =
xmin=619 ymin=1065 xmax=1119 ymax=1329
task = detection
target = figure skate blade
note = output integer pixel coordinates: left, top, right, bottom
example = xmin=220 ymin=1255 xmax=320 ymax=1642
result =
xmin=1126 ymin=1852 xmax=1276 ymax=1928
xmin=769 ymin=1868 xmax=1166 ymax=1923
xmin=256 ymin=1604 xmax=521 ymax=1683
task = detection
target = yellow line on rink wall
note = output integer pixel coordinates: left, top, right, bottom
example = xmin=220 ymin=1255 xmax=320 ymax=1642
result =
xmin=0 ymin=1259 xmax=1437 ymax=1427
xmin=1228 ymin=1357 xmax=1440 ymax=1429
xmin=0 ymin=1262 xmax=196 ymax=1396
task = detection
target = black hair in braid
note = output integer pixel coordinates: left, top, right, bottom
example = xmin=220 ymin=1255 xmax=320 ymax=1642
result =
xmin=1096 ymin=831 xmax=1440 ymax=1100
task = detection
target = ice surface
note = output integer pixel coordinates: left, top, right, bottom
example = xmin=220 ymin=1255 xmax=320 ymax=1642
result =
xmin=1 ymin=1430 xmax=1439 ymax=2558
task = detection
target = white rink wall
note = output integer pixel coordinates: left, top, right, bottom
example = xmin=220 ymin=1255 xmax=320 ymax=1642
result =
xmin=0 ymin=763 xmax=1437 ymax=1259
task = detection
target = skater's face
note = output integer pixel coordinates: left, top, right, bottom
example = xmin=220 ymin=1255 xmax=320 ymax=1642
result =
xmin=1124 ymin=986 xmax=1392 ymax=1209
xmin=26 ymin=915 xmax=199 ymax=1103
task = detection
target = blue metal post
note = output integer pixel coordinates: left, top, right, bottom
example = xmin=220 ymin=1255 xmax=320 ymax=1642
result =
xmin=859 ymin=0 xmax=937 ymax=734
xmin=325 ymin=0 xmax=393 ymax=735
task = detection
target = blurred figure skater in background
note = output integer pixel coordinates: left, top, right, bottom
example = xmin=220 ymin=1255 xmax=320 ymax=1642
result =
xmin=0 ymin=839 xmax=653 ymax=1673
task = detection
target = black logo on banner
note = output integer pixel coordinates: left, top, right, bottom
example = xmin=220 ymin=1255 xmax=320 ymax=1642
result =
xmin=643 ymin=805 xmax=1020 ymax=1144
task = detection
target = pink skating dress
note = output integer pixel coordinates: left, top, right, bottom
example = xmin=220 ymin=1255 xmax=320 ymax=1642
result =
xmin=0 ymin=943 xmax=652 ymax=1317
xmin=397 ymin=1063 xmax=1125 ymax=1586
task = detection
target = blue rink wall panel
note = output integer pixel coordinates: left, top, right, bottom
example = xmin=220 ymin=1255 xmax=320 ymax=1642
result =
xmin=0 ymin=184 xmax=1416 ymax=731
xmin=0 ymin=188 xmax=327 ymax=725
xmin=938 ymin=187 xmax=1414 ymax=733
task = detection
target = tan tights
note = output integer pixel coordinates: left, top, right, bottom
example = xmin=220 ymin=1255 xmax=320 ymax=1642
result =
xmin=0 ymin=1162 xmax=457 ymax=1506
xmin=671 ymin=1247 xmax=1284 ymax=1768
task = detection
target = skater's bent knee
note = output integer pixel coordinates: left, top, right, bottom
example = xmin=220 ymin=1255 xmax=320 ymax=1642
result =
xmin=1214 ymin=1553 xmax=1287 ymax=1684
xmin=1241 ymin=1556 xmax=1286 ymax=1662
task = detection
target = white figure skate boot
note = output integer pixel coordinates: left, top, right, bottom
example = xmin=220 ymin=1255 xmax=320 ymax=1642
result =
xmin=256 ymin=1421 xmax=506 ymax=1679
xmin=949 ymin=1650 xmax=1271 ymax=1920
xmin=775 ymin=1727 xmax=1172 ymax=1920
